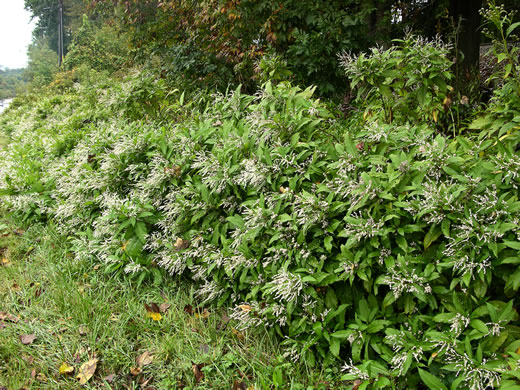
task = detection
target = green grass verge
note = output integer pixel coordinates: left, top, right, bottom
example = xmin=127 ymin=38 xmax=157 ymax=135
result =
xmin=0 ymin=213 xmax=338 ymax=390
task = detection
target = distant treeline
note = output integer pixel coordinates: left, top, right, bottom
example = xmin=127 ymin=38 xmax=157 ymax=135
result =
xmin=0 ymin=68 xmax=26 ymax=99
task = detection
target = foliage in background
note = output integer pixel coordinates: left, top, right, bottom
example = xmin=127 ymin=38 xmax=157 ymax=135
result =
xmin=24 ymin=40 xmax=59 ymax=88
xmin=0 ymin=68 xmax=26 ymax=100
xmin=64 ymin=15 xmax=130 ymax=73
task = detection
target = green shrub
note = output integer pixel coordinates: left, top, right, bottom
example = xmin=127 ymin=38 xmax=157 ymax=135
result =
xmin=1 ymin=68 xmax=520 ymax=389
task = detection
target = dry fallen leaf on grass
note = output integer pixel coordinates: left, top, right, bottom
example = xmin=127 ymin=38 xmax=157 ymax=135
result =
xmin=0 ymin=312 xmax=19 ymax=323
xmin=192 ymin=362 xmax=204 ymax=383
xmin=159 ymin=303 xmax=171 ymax=313
xmin=76 ymin=358 xmax=98 ymax=385
xmin=103 ymin=373 xmax=116 ymax=382
xmin=1 ymin=257 xmax=10 ymax=266
xmin=194 ymin=308 xmax=210 ymax=319
xmin=59 ymin=362 xmax=74 ymax=375
xmin=136 ymin=351 xmax=154 ymax=367
xmin=130 ymin=366 xmax=142 ymax=376
xmin=20 ymin=333 xmax=36 ymax=345
xmin=231 ymin=328 xmax=245 ymax=341
xmin=231 ymin=380 xmax=248 ymax=390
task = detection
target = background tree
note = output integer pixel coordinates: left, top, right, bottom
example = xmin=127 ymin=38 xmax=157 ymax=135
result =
xmin=24 ymin=0 xmax=87 ymax=57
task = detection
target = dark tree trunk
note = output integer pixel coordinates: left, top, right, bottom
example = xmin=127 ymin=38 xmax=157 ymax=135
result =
xmin=450 ymin=0 xmax=482 ymax=71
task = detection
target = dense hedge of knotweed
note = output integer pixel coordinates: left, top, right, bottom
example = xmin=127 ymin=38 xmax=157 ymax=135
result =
xmin=1 ymin=65 xmax=520 ymax=389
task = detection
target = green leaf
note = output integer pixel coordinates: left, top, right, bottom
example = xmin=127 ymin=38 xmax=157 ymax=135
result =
xmin=506 ymin=22 xmax=520 ymax=37
xmin=134 ymin=222 xmax=147 ymax=243
xmin=330 ymin=337 xmax=340 ymax=357
xmin=470 ymin=319 xmax=489 ymax=334
xmin=418 ymin=368 xmax=448 ymax=390
xmin=504 ymin=241 xmax=520 ymax=250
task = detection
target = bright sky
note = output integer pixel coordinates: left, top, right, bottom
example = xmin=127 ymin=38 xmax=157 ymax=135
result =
xmin=0 ymin=0 xmax=37 ymax=69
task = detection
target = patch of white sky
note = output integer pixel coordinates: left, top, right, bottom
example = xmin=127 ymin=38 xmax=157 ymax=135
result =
xmin=0 ymin=0 xmax=37 ymax=69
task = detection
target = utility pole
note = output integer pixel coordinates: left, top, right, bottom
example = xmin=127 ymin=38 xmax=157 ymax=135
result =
xmin=58 ymin=0 xmax=64 ymax=66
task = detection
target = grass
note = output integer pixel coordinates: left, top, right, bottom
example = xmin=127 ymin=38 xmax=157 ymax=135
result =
xmin=0 ymin=213 xmax=338 ymax=390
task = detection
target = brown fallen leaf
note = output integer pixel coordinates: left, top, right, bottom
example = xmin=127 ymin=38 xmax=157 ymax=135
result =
xmin=103 ymin=373 xmax=116 ymax=383
xmin=352 ymin=379 xmax=362 ymax=390
xmin=77 ymin=358 xmax=98 ymax=385
xmin=183 ymin=305 xmax=193 ymax=315
xmin=136 ymin=351 xmax=154 ymax=367
xmin=20 ymin=333 xmax=36 ymax=345
xmin=194 ymin=308 xmax=210 ymax=319
xmin=221 ymin=313 xmax=230 ymax=323
xmin=232 ymin=380 xmax=248 ymax=390
xmin=14 ymin=228 xmax=25 ymax=236
xmin=59 ymin=362 xmax=74 ymax=375
xmin=159 ymin=303 xmax=171 ymax=313
xmin=145 ymin=303 xmax=162 ymax=321
xmin=78 ymin=325 xmax=88 ymax=336
xmin=192 ymin=362 xmax=204 ymax=383
xmin=22 ymin=354 xmax=34 ymax=364
xmin=36 ymin=372 xmax=47 ymax=382
xmin=238 ymin=305 xmax=251 ymax=313
xmin=232 ymin=328 xmax=245 ymax=341
xmin=130 ymin=366 xmax=142 ymax=376
xmin=174 ymin=237 xmax=190 ymax=251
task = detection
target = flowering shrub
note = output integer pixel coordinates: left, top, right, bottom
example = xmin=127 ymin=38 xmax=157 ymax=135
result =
xmin=1 ymin=54 xmax=520 ymax=389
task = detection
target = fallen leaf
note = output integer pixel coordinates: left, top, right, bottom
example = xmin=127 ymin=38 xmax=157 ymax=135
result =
xmin=14 ymin=228 xmax=24 ymax=236
xmin=59 ymin=362 xmax=74 ymax=375
xmin=78 ymin=325 xmax=88 ymax=336
xmin=183 ymin=305 xmax=193 ymax=315
xmin=159 ymin=303 xmax=171 ymax=313
xmin=30 ymin=369 xmax=37 ymax=379
xmin=130 ymin=366 xmax=142 ymax=376
xmin=20 ymin=333 xmax=36 ymax=345
xmin=93 ymin=264 xmax=100 ymax=270
xmin=194 ymin=308 xmax=210 ymax=319
xmin=352 ymin=379 xmax=362 ymax=390
xmin=1 ymin=257 xmax=10 ymax=266
xmin=192 ymin=362 xmax=204 ymax=383
xmin=22 ymin=354 xmax=34 ymax=364
xmin=144 ymin=302 xmax=160 ymax=313
xmin=232 ymin=328 xmax=244 ymax=341
xmin=174 ymin=237 xmax=190 ymax=251
xmin=232 ymin=380 xmax=248 ymax=390
xmin=103 ymin=373 xmax=116 ymax=382
xmin=136 ymin=351 xmax=153 ymax=367
xmin=76 ymin=358 xmax=98 ymax=385
xmin=139 ymin=376 xmax=152 ymax=388
xmin=238 ymin=305 xmax=251 ymax=313
xmin=36 ymin=372 xmax=47 ymax=382
xmin=221 ymin=313 xmax=230 ymax=323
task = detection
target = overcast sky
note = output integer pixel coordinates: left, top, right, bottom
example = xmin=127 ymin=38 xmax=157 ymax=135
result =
xmin=0 ymin=0 xmax=37 ymax=69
